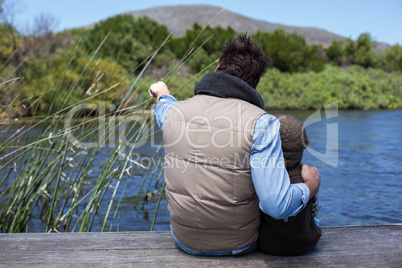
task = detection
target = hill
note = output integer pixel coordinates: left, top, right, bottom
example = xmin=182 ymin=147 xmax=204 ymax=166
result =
xmin=125 ymin=5 xmax=389 ymax=51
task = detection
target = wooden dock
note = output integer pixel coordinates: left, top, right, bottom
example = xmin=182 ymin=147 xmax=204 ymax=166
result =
xmin=1 ymin=224 xmax=401 ymax=267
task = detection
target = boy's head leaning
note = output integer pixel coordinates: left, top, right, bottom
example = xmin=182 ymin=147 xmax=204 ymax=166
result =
xmin=275 ymin=114 xmax=309 ymax=169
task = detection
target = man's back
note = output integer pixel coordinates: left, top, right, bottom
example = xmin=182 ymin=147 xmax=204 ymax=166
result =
xmin=163 ymin=94 xmax=265 ymax=251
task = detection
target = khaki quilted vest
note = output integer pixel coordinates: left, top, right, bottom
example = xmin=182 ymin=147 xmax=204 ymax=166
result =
xmin=162 ymin=94 xmax=265 ymax=251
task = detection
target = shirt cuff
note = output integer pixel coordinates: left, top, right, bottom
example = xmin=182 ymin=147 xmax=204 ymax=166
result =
xmin=292 ymin=182 xmax=310 ymax=209
xmin=158 ymin=94 xmax=177 ymax=103
xmin=152 ymin=94 xmax=178 ymax=129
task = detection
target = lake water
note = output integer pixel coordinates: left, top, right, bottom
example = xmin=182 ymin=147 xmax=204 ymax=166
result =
xmin=1 ymin=110 xmax=401 ymax=232
xmin=292 ymin=109 xmax=402 ymax=226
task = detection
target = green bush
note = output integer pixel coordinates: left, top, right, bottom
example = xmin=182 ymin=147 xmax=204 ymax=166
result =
xmin=142 ymin=65 xmax=402 ymax=110
xmin=257 ymin=65 xmax=401 ymax=110
xmin=19 ymin=47 xmax=130 ymax=114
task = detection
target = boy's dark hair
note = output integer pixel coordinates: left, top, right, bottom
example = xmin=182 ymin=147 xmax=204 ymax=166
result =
xmin=216 ymin=33 xmax=271 ymax=89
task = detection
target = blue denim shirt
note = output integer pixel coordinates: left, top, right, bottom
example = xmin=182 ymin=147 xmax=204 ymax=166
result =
xmin=153 ymin=94 xmax=310 ymax=255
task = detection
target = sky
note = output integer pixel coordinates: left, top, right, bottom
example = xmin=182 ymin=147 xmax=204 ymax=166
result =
xmin=12 ymin=0 xmax=402 ymax=45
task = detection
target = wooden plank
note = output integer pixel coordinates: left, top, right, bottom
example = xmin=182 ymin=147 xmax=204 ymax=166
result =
xmin=0 ymin=225 xmax=401 ymax=267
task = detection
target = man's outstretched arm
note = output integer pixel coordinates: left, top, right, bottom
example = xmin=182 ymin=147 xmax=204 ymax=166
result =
xmin=149 ymin=82 xmax=178 ymax=129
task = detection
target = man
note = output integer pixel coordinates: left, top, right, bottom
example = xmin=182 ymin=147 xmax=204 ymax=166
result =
xmin=149 ymin=34 xmax=321 ymax=256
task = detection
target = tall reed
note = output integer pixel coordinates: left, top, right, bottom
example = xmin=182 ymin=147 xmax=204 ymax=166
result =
xmin=0 ymin=17 xmax=220 ymax=233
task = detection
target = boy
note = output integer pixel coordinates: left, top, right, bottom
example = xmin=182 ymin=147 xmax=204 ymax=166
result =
xmin=258 ymin=114 xmax=321 ymax=256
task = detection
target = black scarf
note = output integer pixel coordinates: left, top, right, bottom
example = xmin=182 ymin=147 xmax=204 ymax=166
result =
xmin=194 ymin=72 xmax=265 ymax=109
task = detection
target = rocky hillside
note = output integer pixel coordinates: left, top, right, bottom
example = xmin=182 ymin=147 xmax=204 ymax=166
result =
xmin=125 ymin=5 xmax=389 ymax=52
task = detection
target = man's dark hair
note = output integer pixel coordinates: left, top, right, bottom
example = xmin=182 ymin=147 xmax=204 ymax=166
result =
xmin=216 ymin=33 xmax=271 ymax=89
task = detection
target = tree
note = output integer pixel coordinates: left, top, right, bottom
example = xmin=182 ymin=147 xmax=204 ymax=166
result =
xmin=23 ymin=13 xmax=59 ymax=58
xmin=354 ymin=33 xmax=378 ymax=68
xmin=252 ymin=29 xmax=324 ymax=73
xmin=80 ymin=15 xmax=171 ymax=71
xmin=385 ymin=45 xmax=402 ymax=72
xmin=169 ymin=23 xmax=236 ymax=72
xmin=342 ymin=34 xmax=379 ymax=68
xmin=343 ymin=38 xmax=356 ymax=65
xmin=188 ymin=47 xmax=214 ymax=73
xmin=0 ymin=0 xmax=23 ymax=73
xmin=0 ymin=23 xmax=20 ymax=66
xmin=326 ymin=40 xmax=344 ymax=66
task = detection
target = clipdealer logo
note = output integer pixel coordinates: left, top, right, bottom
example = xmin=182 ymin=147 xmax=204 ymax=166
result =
xmin=303 ymin=101 xmax=339 ymax=167
xmin=63 ymin=101 xmax=338 ymax=168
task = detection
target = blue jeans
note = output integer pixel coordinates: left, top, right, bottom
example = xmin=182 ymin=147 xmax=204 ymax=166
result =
xmin=170 ymin=226 xmax=253 ymax=256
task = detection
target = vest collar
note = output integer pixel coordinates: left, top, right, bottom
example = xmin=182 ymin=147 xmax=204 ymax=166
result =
xmin=194 ymin=72 xmax=265 ymax=109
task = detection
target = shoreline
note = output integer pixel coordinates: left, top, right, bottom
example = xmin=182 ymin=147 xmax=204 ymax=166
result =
xmin=2 ymin=108 xmax=401 ymax=124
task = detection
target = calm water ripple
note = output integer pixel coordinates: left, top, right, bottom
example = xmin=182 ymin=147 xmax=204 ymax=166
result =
xmin=298 ymin=109 xmax=402 ymax=226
